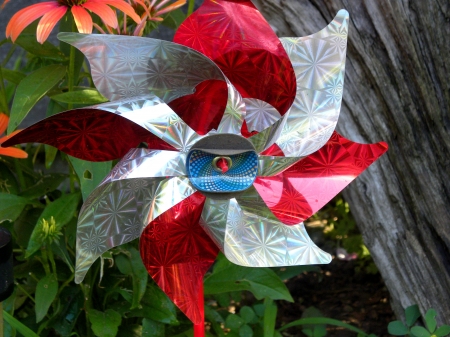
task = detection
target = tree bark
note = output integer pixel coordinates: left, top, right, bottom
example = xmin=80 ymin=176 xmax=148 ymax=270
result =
xmin=253 ymin=0 xmax=450 ymax=324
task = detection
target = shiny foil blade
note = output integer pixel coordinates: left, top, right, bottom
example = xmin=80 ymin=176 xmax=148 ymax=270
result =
xmin=276 ymin=10 xmax=350 ymax=157
xmin=58 ymin=33 xmax=246 ymax=136
xmin=140 ymin=192 xmax=219 ymax=324
xmin=2 ymin=104 xmax=174 ymax=161
xmin=58 ymin=33 xmax=223 ymax=103
xmin=223 ymin=195 xmax=331 ymax=267
xmin=254 ymin=132 xmax=388 ymax=225
xmin=174 ymin=0 xmax=296 ymax=116
xmin=75 ymin=173 xmax=196 ymax=283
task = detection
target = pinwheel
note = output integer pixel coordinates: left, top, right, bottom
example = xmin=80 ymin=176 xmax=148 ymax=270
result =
xmin=4 ymin=1 xmax=387 ymax=335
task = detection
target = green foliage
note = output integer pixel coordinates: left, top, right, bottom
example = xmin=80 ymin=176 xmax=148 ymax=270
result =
xmin=8 ymin=64 xmax=66 ymax=133
xmin=204 ymin=254 xmax=293 ymax=302
xmin=35 ymin=274 xmax=58 ymax=322
xmin=388 ymin=305 xmax=450 ymax=337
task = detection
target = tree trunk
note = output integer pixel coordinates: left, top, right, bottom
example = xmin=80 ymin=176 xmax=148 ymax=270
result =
xmin=253 ymin=0 xmax=450 ymax=324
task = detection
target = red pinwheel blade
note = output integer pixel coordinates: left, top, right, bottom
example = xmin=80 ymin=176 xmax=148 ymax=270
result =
xmin=174 ymin=0 xmax=296 ymax=116
xmin=3 ymin=109 xmax=175 ymax=161
xmin=140 ymin=192 xmax=219 ymax=324
xmin=254 ymin=132 xmax=388 ymax=225
xmin=168 ymin=79 xmax=228 ymax=135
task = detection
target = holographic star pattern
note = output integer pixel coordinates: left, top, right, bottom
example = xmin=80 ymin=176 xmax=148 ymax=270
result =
xmin=3 ymin=2 xmax=388 ymax=331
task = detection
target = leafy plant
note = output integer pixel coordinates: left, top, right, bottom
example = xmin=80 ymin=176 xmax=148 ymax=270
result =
xmin=388 ymin=305 xmax=450 ymax=337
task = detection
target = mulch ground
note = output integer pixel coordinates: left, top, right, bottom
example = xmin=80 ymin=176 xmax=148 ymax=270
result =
xmin=277 ymin=259 xmax=396 ymax=336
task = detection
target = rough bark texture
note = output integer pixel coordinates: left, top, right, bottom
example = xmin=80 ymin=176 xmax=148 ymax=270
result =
xmin=253 ymin=0 xmax=450 ymax=324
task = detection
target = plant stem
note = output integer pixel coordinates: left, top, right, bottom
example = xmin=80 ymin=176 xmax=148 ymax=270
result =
xmin=40 ymin=247 xmax=52 ymax=276
xmin=187 ymin=0 xmax=195 ymax=16
xmin=67 ymin=20 xmax=77 ymax=110
xmin=0 ymin=65 xmax=9 ymax=115
xmin=0 ymin=302 xmax=3 ymax=337
xmin=47 ymin=247 xmax=57 ymax=276
xmin=15 ymin=283 xmax=35 ymax=303
xmin=13 ymin=158 xmax=26 ymax=191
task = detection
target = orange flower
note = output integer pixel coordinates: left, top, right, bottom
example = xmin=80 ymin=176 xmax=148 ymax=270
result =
xmin=6 ymin=0 xmax=141 ymax=44
xmin=0 ymin=113 xmax=28 ymax=158
xmin=132 ymin=0 xmax=186 ymax=35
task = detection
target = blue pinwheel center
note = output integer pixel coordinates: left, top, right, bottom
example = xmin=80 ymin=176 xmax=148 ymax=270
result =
xmin=187 ymin=150 xmax=258 ymax=193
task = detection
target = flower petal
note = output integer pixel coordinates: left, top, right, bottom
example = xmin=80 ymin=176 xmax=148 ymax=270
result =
xmin=174 ymin=0 xmax=296 ymax=116
xmin=140 ymin=191 xmax=219 ymax=324
xmin=36 ymin=6 xmax=67 ymax=43
xmin=0 ymin=146 xmax=28 ymax=158
xmin=6 ymin=2 xmax=58 ymax=42
xmin=98 ymin=0 xmax=141 ymax=23
xmin=253 ymin=132 xmax=388 ymax=225
xmin=0 ymin=113 xmax=8 ymax=135
xmin=155 ymin=0 xmax=186 ymax=16
xmin=82 ymin=1 xmax=118 ymax=28
xmin=71 ymin=6 xmax=93 ymax=34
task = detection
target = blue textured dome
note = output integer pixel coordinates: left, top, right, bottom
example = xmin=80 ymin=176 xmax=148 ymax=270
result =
xmin=187 ymin=150 xmax=258 ymax=193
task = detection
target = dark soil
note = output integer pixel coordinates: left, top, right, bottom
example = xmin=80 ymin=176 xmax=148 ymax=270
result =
xmin=278 ymin=259 xmax=396 ymax=337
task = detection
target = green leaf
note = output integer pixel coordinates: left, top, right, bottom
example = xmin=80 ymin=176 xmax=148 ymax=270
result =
xmin=1 ymin=68 xmax=26 ymax=85
xmin=0 ymin=193 xmax=31 ymax=223
xmin=129 ymin=283 xmax=177 ymax=324
xmin=205 ymin=305 xmax=225 ymax=324
xmin=68 ymin=156 xmax=112 ymax=200
xmin=19 ymin=173 xmax=67 ymax=199
xmin=411 ymin=326 xmax=432 ymax=337
xmin=204 ymin=254 xmax=293 ymax=302
xmin=52 ymin=286 xmax=84 ymax=336
xmin=8 ymin=64 xmax=66 ymax=133
xmin=115 ymin=247 xmax=149 ymax=309
xmin=272 ymin=265 xmax=319 ymax=281
xmin=51 ymin=237 xmax=75 ymax=272
xmin=15 ymin=34 xmax=67 ymax=61
xmin=51 ymin=88 xmax=108 ymax=105
xmin=302 ymin=328 xmax=314 ymax=337
xmin=240 ymin=306 xmax=256 ymax=324
xmin=26 ymin=193 xmax=80 ymax=257
xmin=263 ymin=298 xmax=277 ymax=337
xmin=88 ymin=309 xmax=122 ymax=337
xmin=388 ymin=321 xmax=408 ymax=336
xmin=142 ymin=318 xmax=166 ymax=337
xmin=3 ymin=311 xmax=39 ymax=337
xmin=435 ymin=325 xmax=450 ymax=337
xmin=239 ymin=324 xmax=253 ymax=337
xmin=0 ymin=162 xmax=19 ymax=194
xmin=35 ymin=273 xmax=58 ymax=322
xmin=405 ymin=305 xmax=421 ymax=327
xmin=253 ymin=304 xmax=265 ymax=317
xmin=279 ymin=318 xmax=370 ymax=336
xmin=13 ymin=207 xmax=42 ymax=249
xmin=226 ymin=314 xmax=244 ymax=330
xmin=424 ymin=309 xmax=437 ymax=333
xmin=162 ymin=8 xmax=186 ymax=29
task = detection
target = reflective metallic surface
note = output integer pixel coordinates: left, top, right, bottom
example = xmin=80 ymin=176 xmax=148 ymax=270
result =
xmin=75 ymin=175 xmax=195 ymax=283
xmin=58 ymin=33 xmax=224 ymax=103
xmin=276 ymin=10 xmax=349 ymax=157
xmin=224 ymin=198 xmax=332 ymax=266
xmin=5 ymin=5 xmax=390 ymax=329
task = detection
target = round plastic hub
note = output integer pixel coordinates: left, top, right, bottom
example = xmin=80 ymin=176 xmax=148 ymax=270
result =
xmin=187 ymin=134 xmax=258 ymax=193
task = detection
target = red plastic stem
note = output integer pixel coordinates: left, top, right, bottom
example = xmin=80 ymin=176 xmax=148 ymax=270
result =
xmin=194 ymin=282 xmax=205 ymax=337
